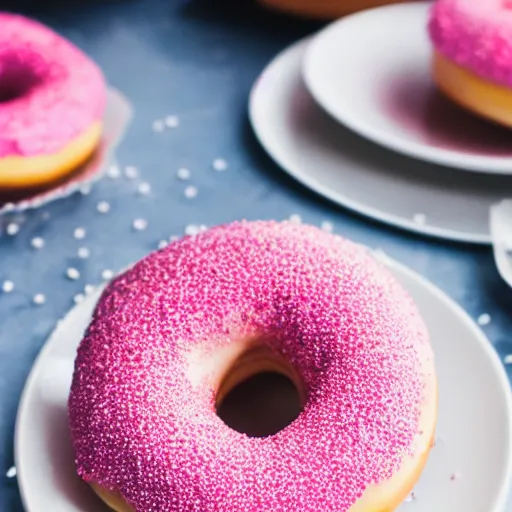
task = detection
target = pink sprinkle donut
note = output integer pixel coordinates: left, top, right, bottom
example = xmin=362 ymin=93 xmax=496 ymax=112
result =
xmin=429 ymin=0 xmax=512 ymax=87
xmin=69 ymin=221 xmax=437 ymax=512
xmin=0 ymin=12 xmax=106 ymax=189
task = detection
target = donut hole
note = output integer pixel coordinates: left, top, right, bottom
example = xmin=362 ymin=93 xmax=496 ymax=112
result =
xmin=215 ymin=346 xmax=304 ymax=438
xmin=0 ymin=59 xmax=41 ymax=103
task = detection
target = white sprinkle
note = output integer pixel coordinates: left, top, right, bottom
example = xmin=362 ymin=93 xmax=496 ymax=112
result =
xmin=137 ymin=182 xmax=151 ymax=196
xmin=321 ymin=220 xmax=334 ymax=233
xmin=32 ymin=293 xmax=46 ymax=306
xmin=169 ymin=235 xmax=179 ymax=242
xmin=212 ymin=158 xmax=228 ymax=172
xmin=477 ymin=313 xmax=491 ymax=326
xmin=84 ymin=284 xmax=95 ymax=295
xmin=2 ymin=281 xmax=14 ymax=293
xmin=3 ymin=203 xmax=14 ymax=212
xmin=413 ymin=213 xmax=427 ymax=225
xmin=124 ymin=166 xmax=138 ymax=180
xmin=289 ymin=214 xmax=302 ymax=224
xmin=74 ymin=227 xmax=86 ymax=240
xmin=152 ymin=119 xmax=165 ymax=132
xmin=185 ymin=224 xmax=200 ymax=236
xmin=96 ymin=201 xmax=111 ymax=214
xmin=31 ymin=237 xmax=45 ymax=249
xmin=77 ymin=247 xmax=90 ymax=259
xmin=6 ymin=223 xmax=19 ymax=236
xmin=504 ymin=355 xmax=512 ymax=365
xmin=184 ymin=185 xmax=198 ymax=199
xmin=199 ymin=225 xmax=208 ymax=232
xmin=158 ymin=240 xmax=168 ymax=249
xmin=165 ymin=115 xmax=180 ymax=128
xmin=177 ymin=168 xmax=191 ymax=180
xmin=74 ymin=293 xmax=85 ymax=304
xmin=6 ymin=466 xmax=16 ymax=478
xmin=133 ymin=218 xmax=148 ymax=231
xmin=450 ymin=471 xmax=462 ymax=481
xmin=107 ymin=164 xmax=121 ymax=179
xmin=79 ymin=184 xmax=91 ymax=196
xmin=66 ymin=268 xmax=80 ymax=280
xmin=101 ymin=269 xmax=114 ymax=281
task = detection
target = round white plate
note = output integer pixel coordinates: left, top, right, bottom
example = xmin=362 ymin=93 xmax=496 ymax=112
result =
xmin=249 ymin=38 xmax=512 ymax=244
xmin=303 ymin=2 xmax=512 ymax=174
xmin=14 ymin=258 xmax=512 ymax=512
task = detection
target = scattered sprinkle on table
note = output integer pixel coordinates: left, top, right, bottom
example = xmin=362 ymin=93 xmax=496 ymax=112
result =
xmin=177 ymin=168 xmax=191 ymax=180
xmin=66 ymin=268 xmax=80 ymax=280
xmin=97 ymin=201 xmax=111 ymax=214
xmin=289 ymin=214 xmax=302 ymax=224
xmin=2 ymin=281 xmax=14 ymax=293
xmin=212 ymin=158 xmax=228 ymax=171
xmin=124 ymin=166 xmax=138 ymax=180
xmin=184 ymin=185 xmax=198 ymax=199
xmin=5 ymin=466 xmax=16 ymax=478
xmin=165 ymin=115 xmax=179 ymax=128
xmin=74 ymin=228 xmax=86 ymax=240
xmin=101 ymin=269 xmax=114 ymax=281
xmin=477 ymin=313 xmax=491 ymax=326
xmin=33 ymin=293 xmax=46 ymax=306
xmin=138 ymin=182 xmax=151 ymax=196
xmin=133 ymin=218 xmax=148 ymax=231
xmin=31 ymin=237 xmax=45 ymax=250
xmin=107 ymin=164 xmax=121 ymax=179
xmin=77 ymin=247 xmax=90 ymax=259
xmin=6 ymin=223 xmax=19 ymax=236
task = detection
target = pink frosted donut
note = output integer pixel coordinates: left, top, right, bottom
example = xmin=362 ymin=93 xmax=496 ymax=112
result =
xmin=429 ymin=0 xmax=512 ymax=87
xmin=69 ymin=221 xmax=437 ymax=512
xmin=0 ymin=12 xmax=106 ymax=189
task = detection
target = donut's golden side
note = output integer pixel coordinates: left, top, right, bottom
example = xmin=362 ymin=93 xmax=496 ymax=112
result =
xmin=433 ymin=52 xmax=512 ymax=128
xmin=0 ymin=122 xmax=102 ymax=190
xmin=89 ymin=339 xmax=437 ymax=512
xmin=258 ymin=0 xmax=410 ymax=19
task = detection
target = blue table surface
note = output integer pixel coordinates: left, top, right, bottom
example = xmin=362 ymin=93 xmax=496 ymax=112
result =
xmin=1 ymin=0 xmax=512 ymax=509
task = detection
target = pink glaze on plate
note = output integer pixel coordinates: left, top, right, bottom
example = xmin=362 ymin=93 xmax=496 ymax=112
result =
xmin=69 ymin=221 xmax=431 ymax=512
xmin=429 ymin=0 xmax=512 ymax=87
xmin=0 ymin=12 xmax=106 ymax=157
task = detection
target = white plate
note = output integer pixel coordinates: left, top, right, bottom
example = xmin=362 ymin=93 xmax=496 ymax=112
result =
xmin=249 ymin=39 xmax=512 ymax=244
xmin=14 ymin=257 xmax=512 ymax=511
xmin=303 ymin=2 xmax=512 ymax=174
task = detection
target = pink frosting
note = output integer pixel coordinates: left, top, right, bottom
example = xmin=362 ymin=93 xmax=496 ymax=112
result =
xmin=429 ymin=0 xmax=512 ymax=87
xmin=69 ymin=221 xmax=432 ymax=512
xmin=0 ymin=12 xmax=106 ymax=158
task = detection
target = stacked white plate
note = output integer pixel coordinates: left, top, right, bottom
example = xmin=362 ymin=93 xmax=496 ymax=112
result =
xmin=249 ymin=2 xmax=512 ymax=245
xmin=249 ymin=2 xmax=512 ymax=510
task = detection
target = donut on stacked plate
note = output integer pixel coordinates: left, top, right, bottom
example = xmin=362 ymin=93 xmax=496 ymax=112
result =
xmin=429 ymin=0 xmax=512 ymax=128
xmin=69 ymin=220 xmax=437 ymax=512
xmin=0 ymin=12 xmax=106 ymax=190
xmin=258 ymin=0 xmax=412 ymax=19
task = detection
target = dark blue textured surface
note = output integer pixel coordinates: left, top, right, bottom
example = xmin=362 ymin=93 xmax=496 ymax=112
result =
xmin=0 ymin=1 xmax=511 ymax=510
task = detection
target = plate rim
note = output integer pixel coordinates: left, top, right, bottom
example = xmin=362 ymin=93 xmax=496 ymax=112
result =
xmin=249 ymin=38 xmax=492 ymax=245
xmin=14 ymin=257 xmax=512 ymax=511
xmin=302 ymin=1 xmax=512 ymax=175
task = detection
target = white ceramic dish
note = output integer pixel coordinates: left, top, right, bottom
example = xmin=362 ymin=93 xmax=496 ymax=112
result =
xmin=303 ymin=2 xmax=512 ymax=175
xmin=249 ymin=39 xmax=512 ymax=244
xmin=14 ymin=257 xmax=512 ymax=511
xmin=491 ymin=200 xmax=512 ymax=289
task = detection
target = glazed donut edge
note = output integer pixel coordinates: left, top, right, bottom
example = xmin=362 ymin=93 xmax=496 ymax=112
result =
xmin=69 ymin=220 xmax=437 ymax=512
